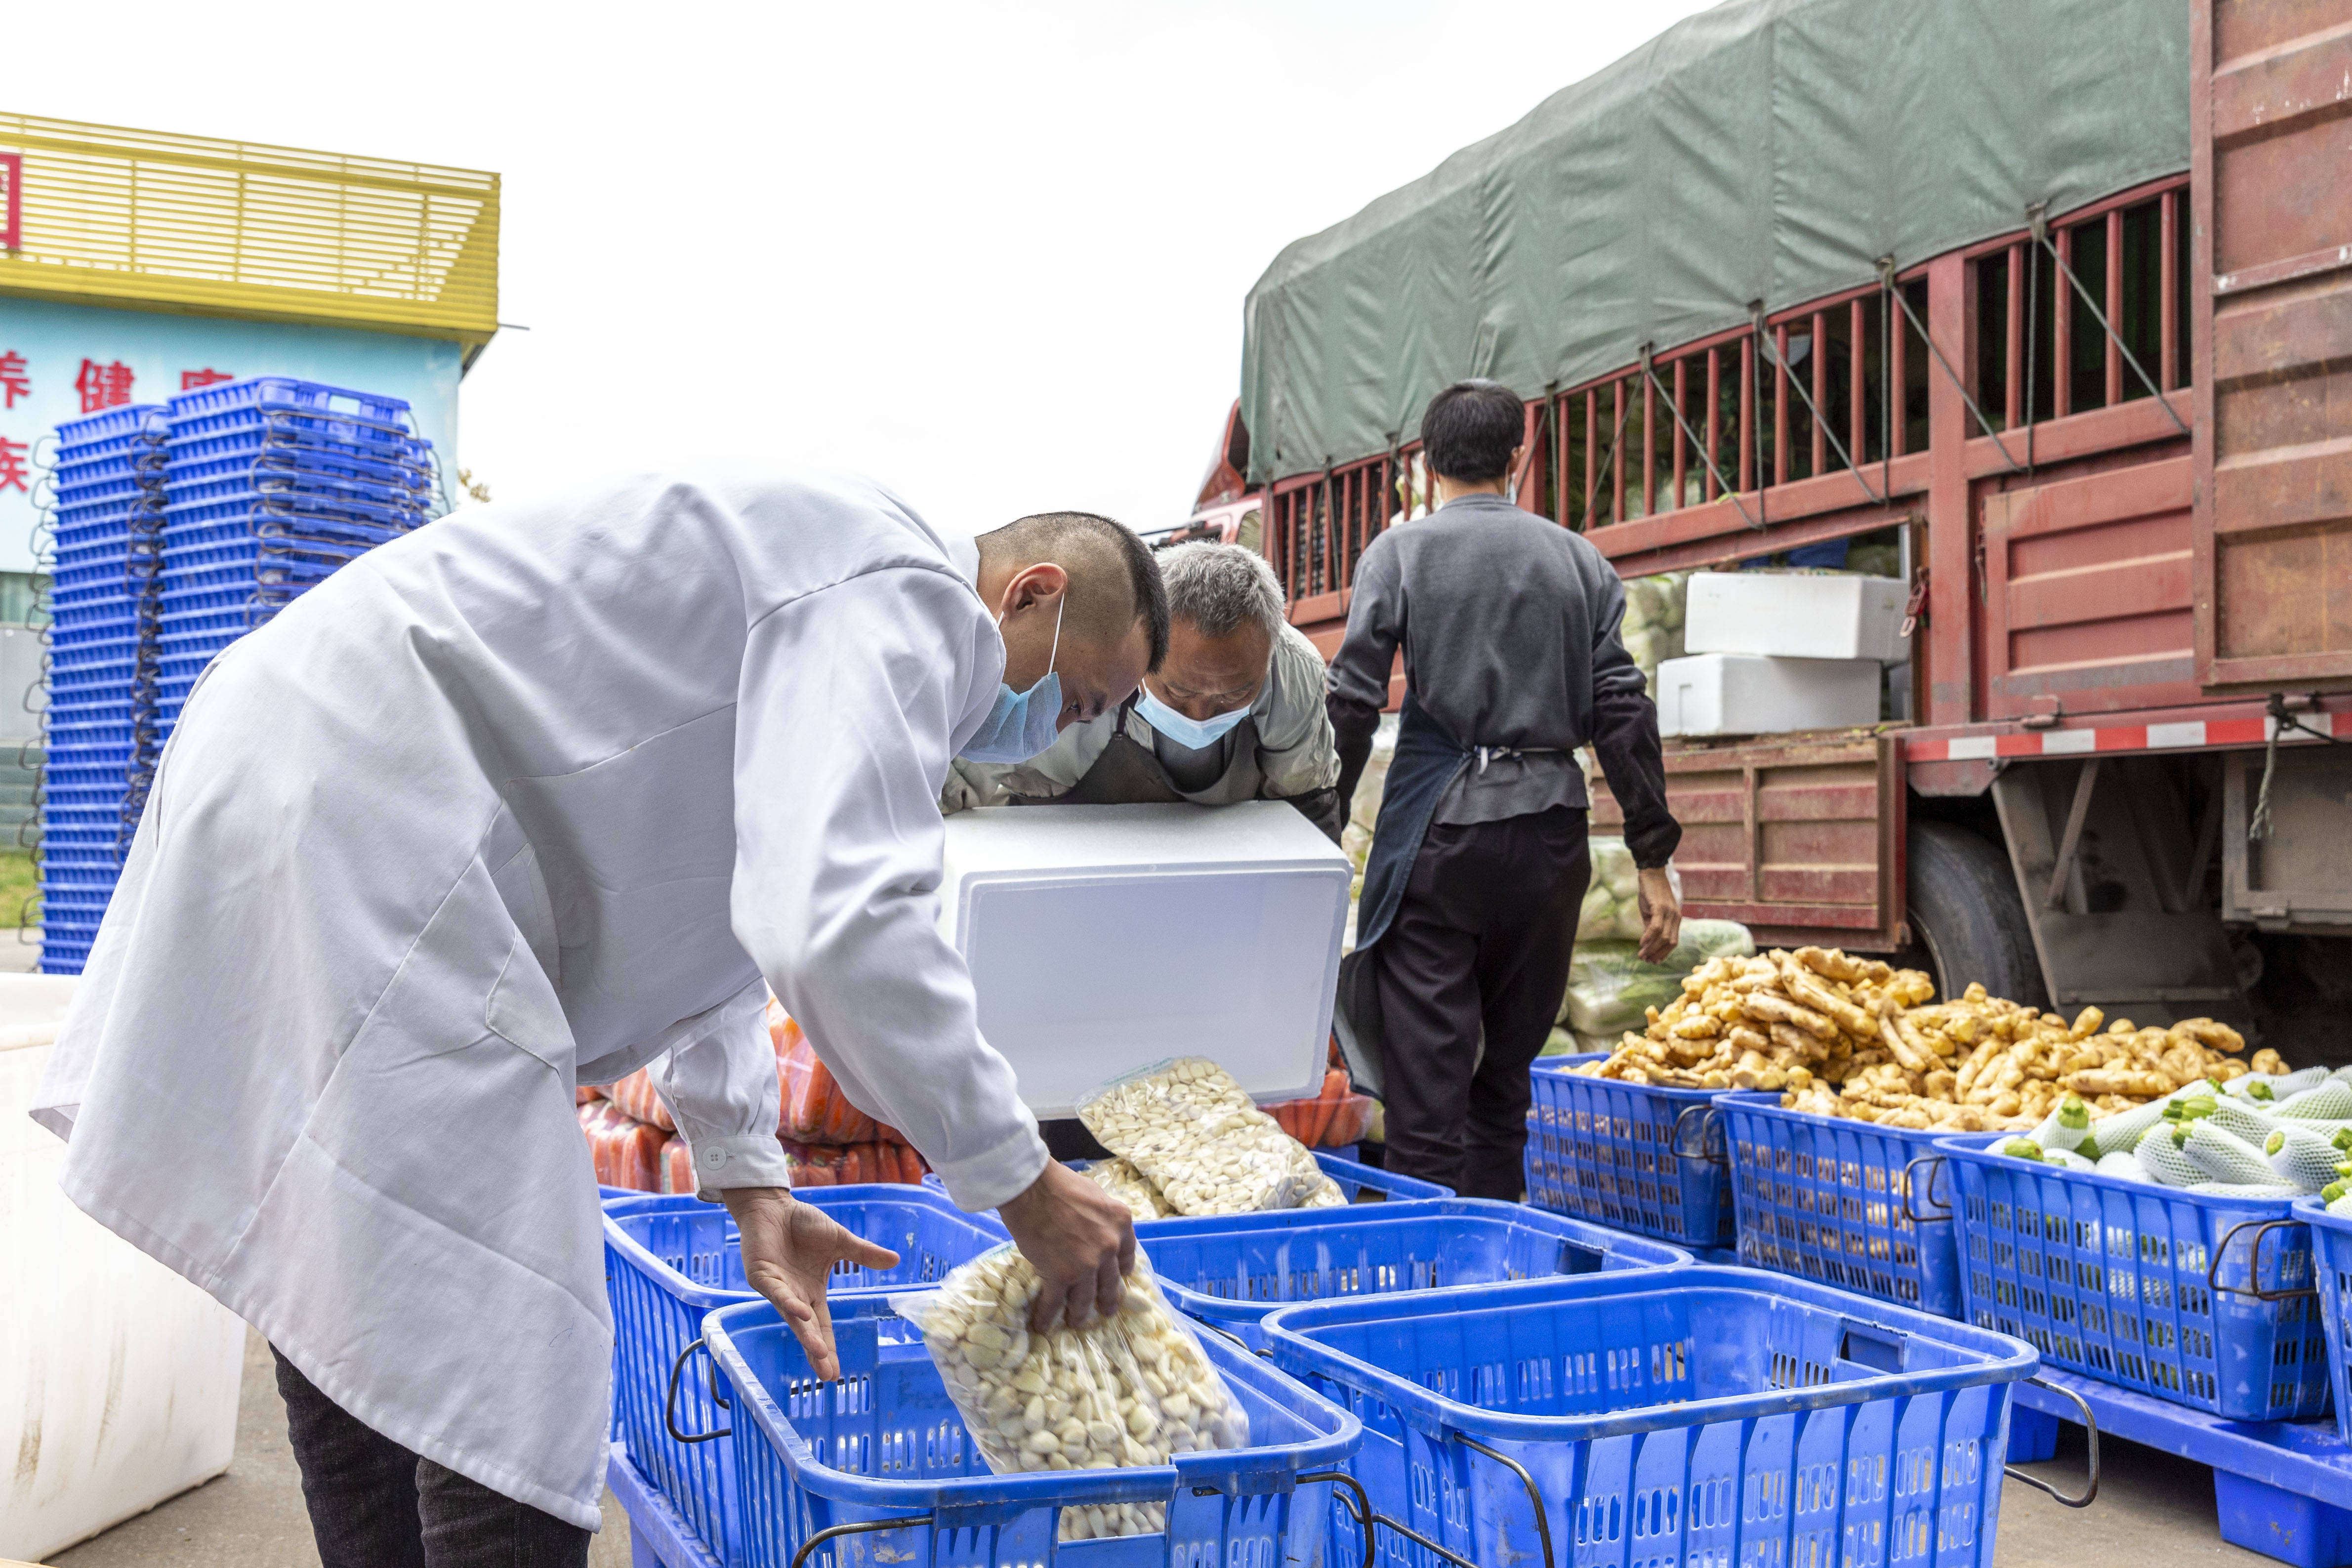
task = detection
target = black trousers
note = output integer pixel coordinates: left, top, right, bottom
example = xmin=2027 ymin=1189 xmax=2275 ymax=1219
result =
xmin=1375 ymin=806 xmax=1589 ymax=1199
xmin=273 ymin=1346 xmax=589 ymax=1568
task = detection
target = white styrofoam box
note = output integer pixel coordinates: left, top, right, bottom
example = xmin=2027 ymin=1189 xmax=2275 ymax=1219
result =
xmin=940 ymin=801 xmax=1350 ymax=1117
xmin=1 ymin=975 xmax=246 ymax=1562
xmin=1685 ymin=572 xmax=1910 ymax=661
xmin=1655 ymin=653 xmax=1883 ymax=738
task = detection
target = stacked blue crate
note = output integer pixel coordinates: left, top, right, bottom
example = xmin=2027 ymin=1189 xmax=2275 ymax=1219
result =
xmin=41 ymin=404 xmax=167 ymax=973
xmin=157 ymin=377 xmax=433 ymax=743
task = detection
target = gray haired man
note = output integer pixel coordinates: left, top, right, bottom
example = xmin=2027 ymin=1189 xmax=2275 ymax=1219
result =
xmin=945 ymin=541 xmax=1343 ymax=839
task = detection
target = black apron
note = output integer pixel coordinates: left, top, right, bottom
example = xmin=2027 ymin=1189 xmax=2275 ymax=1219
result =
xmin=1330 ymin=693 xmax=1472 ymax=1099
xmin=1011 ymin=696 xmax=1256 ymax=808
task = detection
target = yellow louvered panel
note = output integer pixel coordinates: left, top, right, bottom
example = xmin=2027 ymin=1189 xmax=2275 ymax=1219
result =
xmin=0 ymin=113 xmax=497 ymax=348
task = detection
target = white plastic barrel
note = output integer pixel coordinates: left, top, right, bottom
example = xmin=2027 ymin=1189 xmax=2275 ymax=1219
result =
xmin=0 ymin=973 xmax=245 ymax=1561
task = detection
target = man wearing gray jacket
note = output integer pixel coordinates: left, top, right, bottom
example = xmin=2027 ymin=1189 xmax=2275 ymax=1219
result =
xmin=1328 ymin=379 xmax=1682 ymax=1197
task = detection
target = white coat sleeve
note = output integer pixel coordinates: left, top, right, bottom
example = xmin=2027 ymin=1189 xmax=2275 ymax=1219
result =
xmin=729 ymin=565 xmax=1050 ymax=1211
xmin=649 ymin=979 xmax=787 ymax=1193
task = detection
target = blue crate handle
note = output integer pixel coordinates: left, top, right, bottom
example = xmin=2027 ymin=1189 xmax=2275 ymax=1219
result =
xmin=662 ymin=1336 xmax=732 ymax=1444
xmin=1668 ymin=1101 xmax=1726 ymax=1164
xmin=1319 ymin=1435 xmax=1554 ymax=1568
xmin=1900 ymin=1153 xmax=1954 ymax=1223
xmin=2207 ymin=1216 xmax=2318 ymax=1304
xmin=2001 ymin=1376 xmax=2100 ymax=1508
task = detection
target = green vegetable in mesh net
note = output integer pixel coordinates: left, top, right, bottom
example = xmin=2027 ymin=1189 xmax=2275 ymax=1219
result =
xmin=2205 ymin=1098 xmax=2283 ymax=1147
xmin=2028 ymin=1096 xmax=2095 ymax=1153
xmin=2136 ymin=1124 xmax=2208 ymax=1188
xmin=2277 ymin=1082 xmax=2352 ymax=1120
xmin=1997 ymin=1138 xmax=2045 ymax=1162
xmin=2188 ymin=1181 xmax=2305 ymax=1198
xmin=2094 ymin=1151 xmax=2151 ymax=1183
xmin=2175 ymin=1119 xmax=2276 ymax=1186
xmin=2264 ymin=1124 xmax=2345 ymax=1194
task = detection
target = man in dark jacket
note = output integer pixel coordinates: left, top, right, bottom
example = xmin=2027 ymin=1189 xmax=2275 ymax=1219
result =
xmin=1327 ymin=379 xmax=1682 ymax=1197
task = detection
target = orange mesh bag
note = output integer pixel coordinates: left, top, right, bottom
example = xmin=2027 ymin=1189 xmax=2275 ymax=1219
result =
xmin=774 ymin=1007 xmax=907 ymax=1145
xmin=779 ymin=1138 xmax=933 ymax=1188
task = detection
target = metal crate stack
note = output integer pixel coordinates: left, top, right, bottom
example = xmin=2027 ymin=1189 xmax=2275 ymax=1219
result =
xmin=157 ymin=377 xmax=433 ymax=743
xmin=40 ymin=404 xmax=167 ymax=974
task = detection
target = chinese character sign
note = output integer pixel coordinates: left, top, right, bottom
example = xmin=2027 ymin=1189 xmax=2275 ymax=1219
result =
xmin=0 ymin=352 xmax=27 ymax=410
xmin=0 ymin=437 xmax=26 ymax=495
xmin=74 ymin=358 xmax=135 ymax=414
xmin=180 ymin=368 xmax=235 ymax=391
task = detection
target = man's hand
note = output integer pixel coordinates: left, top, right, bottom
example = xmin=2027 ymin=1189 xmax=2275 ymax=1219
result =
xmin=1636 ymin=866 xmax=1683 ymax=964
xmin=996 ymin=1159 xmax=1136 ymax=1333
xmin=721 ymin=1186 xmax=899 ymax=1380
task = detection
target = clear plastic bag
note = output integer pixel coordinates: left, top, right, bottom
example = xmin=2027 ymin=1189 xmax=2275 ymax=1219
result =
xmin=893 ymin=1244 xmax=1250 ymax=1540
xmin=606 ymin=1067 xmax=677 ymax=1132
xmin=773 ymin=999 xmax=908 ymax=1144
xmin=1084 ymin=1158 xmax=1175 ymax=1220
xmin=578 ymin=1100 xmax=664 ymax=1192
xmin=1078 ymin=1058 xmax=1341 ymax=1215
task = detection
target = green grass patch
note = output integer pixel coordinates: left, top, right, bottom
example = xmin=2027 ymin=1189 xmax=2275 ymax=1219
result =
xmin=0 ymin=848 xmax=40 ymax=929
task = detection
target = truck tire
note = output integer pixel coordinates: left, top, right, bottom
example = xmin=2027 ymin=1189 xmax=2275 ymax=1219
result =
xmin=1907 ymin=822 xmax=2048 ymax=1010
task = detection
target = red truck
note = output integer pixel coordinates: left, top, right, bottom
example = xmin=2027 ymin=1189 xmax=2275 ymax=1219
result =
xmin=1197 ymin=0 xmax=2351 ymax=1043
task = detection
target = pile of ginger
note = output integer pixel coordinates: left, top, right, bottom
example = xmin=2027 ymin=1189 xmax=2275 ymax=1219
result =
xmin=1576 ymin=945 xmax=2282 ymax=1132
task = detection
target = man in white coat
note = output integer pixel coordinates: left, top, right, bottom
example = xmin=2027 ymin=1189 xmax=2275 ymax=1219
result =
xmin=30 ymin=474 xmax=1161 ymax=1566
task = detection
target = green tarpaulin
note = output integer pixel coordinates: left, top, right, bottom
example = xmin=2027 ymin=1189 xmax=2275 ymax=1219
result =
xmin=1240 ymin=0 xmax=2188 ymax=484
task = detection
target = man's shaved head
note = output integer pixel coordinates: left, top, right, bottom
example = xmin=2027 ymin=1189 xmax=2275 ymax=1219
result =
xmin=978 ymin=511 xmax=1170 ymax=672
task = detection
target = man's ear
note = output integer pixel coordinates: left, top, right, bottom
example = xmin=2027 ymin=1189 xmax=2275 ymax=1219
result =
xmin=1001 ymin=562 xmax=1069 ymax=616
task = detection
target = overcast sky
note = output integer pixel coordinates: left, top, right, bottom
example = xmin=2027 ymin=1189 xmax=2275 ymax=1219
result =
xmin=17 ymin=1 xmax=1717 ymax=534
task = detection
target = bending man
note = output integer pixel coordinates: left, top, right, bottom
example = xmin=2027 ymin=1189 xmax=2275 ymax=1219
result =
xmin=33 ymin=478 xmax=1160 ymax=1566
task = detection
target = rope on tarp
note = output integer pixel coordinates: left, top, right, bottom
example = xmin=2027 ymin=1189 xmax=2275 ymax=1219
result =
xmin=2031 ymin=205 xmax=2191 ymax=438
xmin=1878 ymin=257 xmax=2026 ymax=474
xmin=1752 ymin=305 xmax=1887 ymax=507
xmin=1638 ymin=344 xmax=1762 ymax=531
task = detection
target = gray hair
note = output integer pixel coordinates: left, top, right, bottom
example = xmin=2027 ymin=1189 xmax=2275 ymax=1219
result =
xmin=1157 ymin=542 xmax=1286 ymax=642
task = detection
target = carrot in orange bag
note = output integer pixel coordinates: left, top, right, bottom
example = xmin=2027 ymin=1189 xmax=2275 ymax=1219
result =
xmin=578 ymin=1101 xmax=664 ymax=1191
xmin=606 ymin=1068 xmax=677 ymax=1133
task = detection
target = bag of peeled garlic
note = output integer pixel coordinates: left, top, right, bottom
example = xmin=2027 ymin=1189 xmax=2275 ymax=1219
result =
xmin=893 ymin=1242 xmax=1251 ymax=1540
xmin=1077 ymin=1057 xmax=1343 ymax=1215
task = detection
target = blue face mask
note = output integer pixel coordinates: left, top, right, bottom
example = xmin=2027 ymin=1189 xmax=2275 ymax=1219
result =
xmin=1135 ymin=685 xmax=1252 ymax=750
xmin=958 ymin=589 xmax=1066 ymax=763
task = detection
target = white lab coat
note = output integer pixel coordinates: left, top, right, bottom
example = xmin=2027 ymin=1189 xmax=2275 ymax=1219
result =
xmin=29 ymin=471 xmax=1051 ymax=1529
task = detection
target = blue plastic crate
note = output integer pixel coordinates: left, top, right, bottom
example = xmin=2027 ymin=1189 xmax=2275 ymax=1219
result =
xmin=927 ymin=1151 xmax=1452 ymax=1213
xmin=1265 ymin=1266 xmax=2038 ymax=1568
xmin=606 ymin=1187 xmax=1012 ymax=1560
xmin=166 ymin=405 xmax=418 ymax=456
xmin=607 ymin=1441 xmax=723 ymax=1568
xmin=169 ymin=471 xmax=429 ymax=515
xmin=2298 ymin=1197 xmax=2352 ymax=1446
xmin=166 ymin=443 xmax=432 ymax=491
xmin=165 ymin=488 xmax=420 ymax=535
xmin=165 ymin=425 xmax=434 ymax=479
xmin=1522 ymin=1055 xmax=1733 ymax=1246
xmin=1939 ymin=1135 xmax=2328 ymax=1420
xmin=704 ymin=1290 xmax=1362 ymax=1568
xmin=1141 ymin=1197 xmax=1691 ymax=1352
xmin=1718 ymin=1093 xmax=1965 ymax=1318
xmin=166 ymin=374 xmax=412 ymax=426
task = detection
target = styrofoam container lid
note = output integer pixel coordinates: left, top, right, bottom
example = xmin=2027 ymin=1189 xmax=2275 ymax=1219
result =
xmin=939 ymin=802 xmax=1350 ymax=1118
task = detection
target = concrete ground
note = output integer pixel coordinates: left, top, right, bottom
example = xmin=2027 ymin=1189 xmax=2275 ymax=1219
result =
xmin=35 ymin=1325 xmax=2275 ymax=1568
xmin=0 ymin=928 xmax=40 ymax=973
xmin=43 ymin=1328 xmax=631 ymax=1567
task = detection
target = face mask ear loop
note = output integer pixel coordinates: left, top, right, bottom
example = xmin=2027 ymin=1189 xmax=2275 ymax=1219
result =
xmin=1045 ymin=589 xmax=1064 ymax=678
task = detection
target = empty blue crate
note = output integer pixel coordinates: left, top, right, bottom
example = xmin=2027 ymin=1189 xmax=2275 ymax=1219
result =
xmin=1142 ymin=1197 xmax=1690 ymax=1351
xmin=605 ymin=1187 xmax=1010 ymax=1563
xmin=705 ymin=1291 xmax=1361 ymax=1568
xmin=1940 ymin=1135 xmax=2328 ymax=1420
xmin=1524 ymin=1055 xmax=1733 ymax=1246
xmin=1265 ymin=1267 xmax=2038 ymax=1568
xmin=1718 ymin=1092 xmax=1965 ymax=1317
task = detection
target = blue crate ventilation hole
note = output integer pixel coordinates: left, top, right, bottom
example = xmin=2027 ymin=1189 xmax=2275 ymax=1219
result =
xmin=702 ymin=1291 xmax=1362 ymax=1568
xmin=1141 ymin=1197 xmax=1691 ymax=1351
xmin=1522 ymin=1056 xmax=1733 ymax=1246
xmin=604 ymin=1187 xmax=1009 ymax=1566
xmin=1263 ymin=1267 xmax=2038 ymax=1568
xmin=1717 ymin=1093 xmax=1966 ymax=1318
xmin=1940 ymin=1136 xmax=2329 ymax=1421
